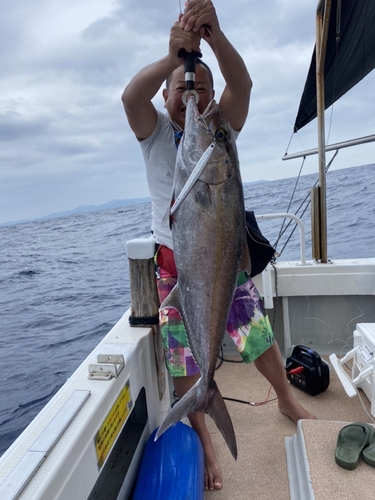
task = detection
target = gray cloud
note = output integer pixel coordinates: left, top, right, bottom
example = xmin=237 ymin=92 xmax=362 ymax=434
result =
xmin=1 ymin=0 xmax=374 ymax=224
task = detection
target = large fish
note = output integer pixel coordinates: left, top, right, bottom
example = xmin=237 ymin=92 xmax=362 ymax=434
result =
xmin=155 ymin=96 xmax=250 ymax=459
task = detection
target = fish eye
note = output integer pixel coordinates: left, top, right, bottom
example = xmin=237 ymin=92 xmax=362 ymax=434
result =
xmin=215 ymin=128 xmax=227 ymax=142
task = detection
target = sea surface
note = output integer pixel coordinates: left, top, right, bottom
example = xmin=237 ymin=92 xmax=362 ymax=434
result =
xmin=1 ymin=164 xmax=375 ymax=456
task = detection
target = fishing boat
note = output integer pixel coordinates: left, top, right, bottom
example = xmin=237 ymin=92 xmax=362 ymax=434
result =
xmin=1 ymin=0 xmax=375 ymax=498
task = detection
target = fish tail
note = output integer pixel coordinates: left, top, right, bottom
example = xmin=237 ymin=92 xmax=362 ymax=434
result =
xmin=155 ymin=382 xmax=198 ymax=441
xmin=207 ymin=380 xmax=237 ymax=460
xmin=155 ymin=379 xmax=237 ymax=460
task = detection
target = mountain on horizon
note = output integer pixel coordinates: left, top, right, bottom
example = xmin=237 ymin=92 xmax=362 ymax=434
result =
xmin=44 ymin=198 xmax=151 ymax=219
xmin=2 ymin=179 xmax=271 ymax=227
xmin=1 ymin=197 xmax=151 ymax=227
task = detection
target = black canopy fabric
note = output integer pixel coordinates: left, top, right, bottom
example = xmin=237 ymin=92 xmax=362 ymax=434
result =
xmin=294 ymin=0 xmax=375 ymax=132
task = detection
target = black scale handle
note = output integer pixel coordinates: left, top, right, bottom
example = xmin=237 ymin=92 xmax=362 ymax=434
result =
xmin=177 ymin=49 xmax=202 ymax=90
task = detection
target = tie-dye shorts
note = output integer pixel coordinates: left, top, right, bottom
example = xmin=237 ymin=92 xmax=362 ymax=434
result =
xmin=156 ymin=263 xmax=275 ymax=378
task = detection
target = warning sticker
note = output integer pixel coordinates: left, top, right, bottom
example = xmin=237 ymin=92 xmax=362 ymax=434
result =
xmin=95 ymin=379 xmax=133 ymax=467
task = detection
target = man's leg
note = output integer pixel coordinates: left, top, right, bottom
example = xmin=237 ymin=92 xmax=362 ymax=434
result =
xmin=156 ymin=264 xmax=222 ymax=490
xmin=173 ymin=374 xmax=223 ymax=491
xmin=254 ymin=341 xmax=316 ymax=421
xmin=227 ymin=278 xmax=315 ymax=422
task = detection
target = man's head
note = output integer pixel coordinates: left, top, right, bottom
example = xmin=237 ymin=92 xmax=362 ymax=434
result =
xmin=163 ymin=59 xmax=215 ymax=128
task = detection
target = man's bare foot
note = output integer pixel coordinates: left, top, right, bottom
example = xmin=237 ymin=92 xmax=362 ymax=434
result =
xmin=278 ymin=398 xmax=317 ymax=423
xmin=183 ymin=404 xmax=223 ymax=490
xmin=200 ymin=431 xmax=222 ymax=490
xmin=204 ymin=456 xmax=222 ymax=490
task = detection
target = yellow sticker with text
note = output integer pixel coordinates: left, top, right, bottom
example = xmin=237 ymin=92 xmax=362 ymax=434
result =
xmin=95 ymin=379 xmax=132 ymax=467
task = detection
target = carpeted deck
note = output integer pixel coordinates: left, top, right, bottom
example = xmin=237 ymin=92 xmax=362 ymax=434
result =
xmin=203 ymin=356 xmax=373 ymax=499
xmin=301 ymin=420 xmax=375 ymax=500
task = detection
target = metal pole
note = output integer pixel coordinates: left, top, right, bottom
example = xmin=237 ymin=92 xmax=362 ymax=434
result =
xmin=315 ymin=0 xmax=331 ymax=263
xmin=282 ymin=133 xmax=375 ymax=161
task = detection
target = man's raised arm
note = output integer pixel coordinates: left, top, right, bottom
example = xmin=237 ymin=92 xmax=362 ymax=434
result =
xmin=122 ymin=21 xmax=201 ymax=140
xmin=180 ymin=0 xmax=252 ymax=131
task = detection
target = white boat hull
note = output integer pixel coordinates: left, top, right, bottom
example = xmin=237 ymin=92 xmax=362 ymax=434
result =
xmin=0 ymin=311 xmax=170 ymax=500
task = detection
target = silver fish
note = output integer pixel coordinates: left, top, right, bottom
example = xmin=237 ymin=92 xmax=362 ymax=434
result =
xmin=155 ymin=97 xmax=250 ymax=460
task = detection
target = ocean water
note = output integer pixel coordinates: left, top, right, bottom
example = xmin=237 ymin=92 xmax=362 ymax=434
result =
xmin=1 ymin=164 xmax=374 ymax=456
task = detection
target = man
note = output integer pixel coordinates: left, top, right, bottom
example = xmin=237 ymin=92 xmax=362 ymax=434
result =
xmin=122 ymin=0 xmax=315 ymax=491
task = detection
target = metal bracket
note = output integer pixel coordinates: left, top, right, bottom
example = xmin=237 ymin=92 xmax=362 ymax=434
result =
xmin=88 ymin=354 xmax=125 ymax=381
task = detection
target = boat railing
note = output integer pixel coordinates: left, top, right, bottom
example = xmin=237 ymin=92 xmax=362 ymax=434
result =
xmin=281 ymin=133 xmax=375 ymax=161
xmin=255 ymin=213 xmax=307 ymax=265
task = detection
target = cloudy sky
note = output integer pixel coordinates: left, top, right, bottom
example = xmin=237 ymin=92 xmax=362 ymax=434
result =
xmin=1 ymin=0 xmax=374 ymax=224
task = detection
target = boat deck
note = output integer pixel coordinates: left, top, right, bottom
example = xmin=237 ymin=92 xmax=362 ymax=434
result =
xmin=203 ymin=355 xmax=374 ymax=500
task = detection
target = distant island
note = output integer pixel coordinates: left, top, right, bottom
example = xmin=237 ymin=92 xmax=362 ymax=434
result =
xmin=43 ymin=198 xmax=152 ymax=219
xmin=2 ymin=180 xmax=269 ymax=227
xmin=1 ymin=197 xmax=151 ymax=227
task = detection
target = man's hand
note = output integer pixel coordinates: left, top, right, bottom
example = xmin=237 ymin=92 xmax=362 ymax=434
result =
xmin=169 ymin=19 xmax=201 ymax=67
xmin=179 ymin=0 xmax=220 ymax=42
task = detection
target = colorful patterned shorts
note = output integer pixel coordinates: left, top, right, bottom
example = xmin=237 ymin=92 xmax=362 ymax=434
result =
xmin=156 ymin=263 xmax=274 ymax=378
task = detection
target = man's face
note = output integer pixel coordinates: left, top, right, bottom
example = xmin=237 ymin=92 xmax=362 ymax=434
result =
xmin=163 ymin=64 xmax=215 ymax=128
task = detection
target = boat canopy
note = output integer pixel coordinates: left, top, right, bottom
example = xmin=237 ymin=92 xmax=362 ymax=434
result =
xmin=294 ymin=0 xmax=375 ymax=132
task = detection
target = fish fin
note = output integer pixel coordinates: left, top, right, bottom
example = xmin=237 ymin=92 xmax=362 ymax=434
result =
xmin=160 ymin=284 xmax=182 ymax=311
xmin=240 ymin=239 xmax=252 ymax=276
xmin=155 ymin=381 xmax=199 ymax=440
xmin=207 ymin=380 xmax=238 ymax=460
xmin=155 ymin=378 xmax=238 ymax=461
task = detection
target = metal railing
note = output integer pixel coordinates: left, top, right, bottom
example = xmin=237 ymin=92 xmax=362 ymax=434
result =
xmin=256 ymin=213 xmax=307 ymax=265
xmin=281 ymin=134 xmax=375 ymax=161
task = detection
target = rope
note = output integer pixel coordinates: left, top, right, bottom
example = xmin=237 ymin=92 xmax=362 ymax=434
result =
xmin=273 ymin=156 xmax=306 ymax=251
xmin=273 ymin=150 xmax=339 ymax=259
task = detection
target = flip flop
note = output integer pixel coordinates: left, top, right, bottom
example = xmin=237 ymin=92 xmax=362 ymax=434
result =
xmin=362 ymin=424 xmax=375 ymax=467
xmin=335 ymin=422 xmax=374 ymax=470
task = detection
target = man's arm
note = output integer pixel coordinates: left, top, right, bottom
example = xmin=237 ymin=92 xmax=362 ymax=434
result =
xmin=122 ymin=21 xmax=201 ymax=140
xmin=180 ymin=0 xmax=252 ymax=131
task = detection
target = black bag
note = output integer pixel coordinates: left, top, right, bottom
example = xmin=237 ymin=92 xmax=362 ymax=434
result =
xmin=245 ymin=210 xmax=276 ymax=277
xmin=285 ymin=345 xmax=330 ymax=396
